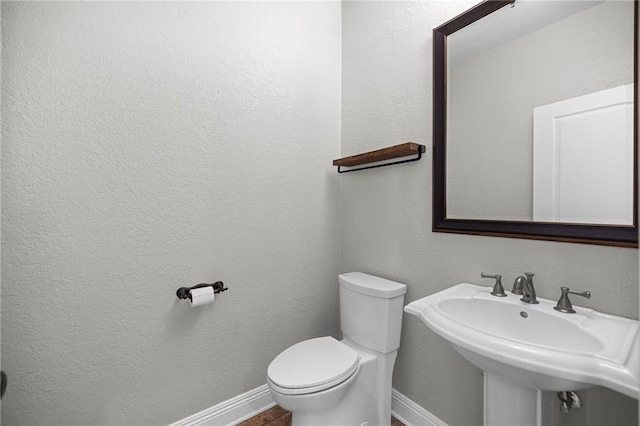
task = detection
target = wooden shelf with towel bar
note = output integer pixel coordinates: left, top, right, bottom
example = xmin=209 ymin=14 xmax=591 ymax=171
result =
xmin=333 ymin=142 xmax=425 ymax=173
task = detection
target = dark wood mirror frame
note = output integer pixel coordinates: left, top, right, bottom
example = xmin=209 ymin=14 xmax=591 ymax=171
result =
xmin=433 ymin=0 xmax=639 ymax=248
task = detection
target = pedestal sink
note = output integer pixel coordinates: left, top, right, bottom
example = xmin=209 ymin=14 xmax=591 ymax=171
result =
xmin=405 ymin=283 xmax=639 ymax=426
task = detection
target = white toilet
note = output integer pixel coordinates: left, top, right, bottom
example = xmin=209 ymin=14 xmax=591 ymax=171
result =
xmin=267 ymin=272 xmax=407 ymax=426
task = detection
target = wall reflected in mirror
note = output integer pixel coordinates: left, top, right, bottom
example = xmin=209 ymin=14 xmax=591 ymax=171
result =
xmin=446 ymin=0 xmax=635 ymax=225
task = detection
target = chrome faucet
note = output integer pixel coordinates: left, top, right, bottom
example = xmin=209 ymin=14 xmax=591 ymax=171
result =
xmin=520 ymin=272 xmax=539 ymax=304
xmin=512 ymin=276 xmax=525 ymax=295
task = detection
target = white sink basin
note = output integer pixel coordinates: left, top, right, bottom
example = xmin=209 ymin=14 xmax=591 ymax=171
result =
xmin=405 ymin=283 xmax=639 ymax=399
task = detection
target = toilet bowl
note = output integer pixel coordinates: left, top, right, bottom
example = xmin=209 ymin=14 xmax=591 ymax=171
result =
xmin=267 ymin=337 xmax=362 ymax=415
xmin=268 ymin=336 xmax=359 ymax=396
xmin=266 ymin=272 xmax=406 ymax=426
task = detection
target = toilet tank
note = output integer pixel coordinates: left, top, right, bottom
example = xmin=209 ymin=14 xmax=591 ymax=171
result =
xmin=339 ymin=272 xmax=407 ymax=354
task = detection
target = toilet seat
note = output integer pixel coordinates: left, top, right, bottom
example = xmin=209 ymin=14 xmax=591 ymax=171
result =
xmin=267 ymin=336 xmax=360 ymax=395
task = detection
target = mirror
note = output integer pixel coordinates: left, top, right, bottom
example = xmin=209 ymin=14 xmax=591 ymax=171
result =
xmin=433 ymin=0 xmax=638 ymax=247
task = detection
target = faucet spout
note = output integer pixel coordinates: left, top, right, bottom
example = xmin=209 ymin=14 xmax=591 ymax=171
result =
xmin=521 ymin=272 xmax=539 ymax=304
xmin=512 ymin=276 xmax=525 ymax=295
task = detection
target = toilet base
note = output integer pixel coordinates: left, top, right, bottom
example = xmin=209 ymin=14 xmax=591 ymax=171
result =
xmin=290 ymin=362 xmax=375 ymax=425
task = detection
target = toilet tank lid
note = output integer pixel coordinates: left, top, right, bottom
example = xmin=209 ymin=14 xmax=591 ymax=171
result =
xmin=339 ymin=272 xmax=406 ymax=298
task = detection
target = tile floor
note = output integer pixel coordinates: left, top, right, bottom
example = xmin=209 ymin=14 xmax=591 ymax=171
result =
xmin=237 ymin=405 xmax=406 ymax=426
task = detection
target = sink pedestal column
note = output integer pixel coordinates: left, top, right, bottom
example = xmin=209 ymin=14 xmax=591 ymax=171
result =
xmin=483 ymin=373 xmax=553 ymax=426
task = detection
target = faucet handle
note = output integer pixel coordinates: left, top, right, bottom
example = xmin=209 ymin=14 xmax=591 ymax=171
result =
xmin=554 ymin=287 xmax=591 ymax=314
xmin=481 ymin=272 xmax=507 ymax=297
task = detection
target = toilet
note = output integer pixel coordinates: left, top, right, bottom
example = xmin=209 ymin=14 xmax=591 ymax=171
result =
xmin=267 ymin=272 xmax=407 ymax=426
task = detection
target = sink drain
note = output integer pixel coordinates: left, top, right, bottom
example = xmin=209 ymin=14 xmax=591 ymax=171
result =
xmin=558 ymin=391 xmax=582 ymax=413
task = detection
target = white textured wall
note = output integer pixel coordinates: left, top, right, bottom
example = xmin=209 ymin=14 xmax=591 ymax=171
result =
xmin=1 ymin=2 xmax=341 ymax=424
xmin=341 ymin=2 xmax=638 ymax=425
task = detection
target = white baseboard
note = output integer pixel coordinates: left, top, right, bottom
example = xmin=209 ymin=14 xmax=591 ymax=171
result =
xmin=391 ymin=389 xmax=448 ymax=426
xmin=169 ymin=385 xmax=446 ymax=426
xmin=168 ymin=384 xmax=276 ymax=426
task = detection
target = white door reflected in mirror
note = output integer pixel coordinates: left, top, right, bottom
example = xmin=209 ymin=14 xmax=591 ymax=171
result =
xmin=533 ymin=84 xmax=634 ymax=225
xmin=445 ymin=0 xmax=634 ymax=225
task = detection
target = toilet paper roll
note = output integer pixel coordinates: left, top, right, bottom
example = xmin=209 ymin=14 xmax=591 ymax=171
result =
xmin=190 ymin=286 xmax=215 ymax=307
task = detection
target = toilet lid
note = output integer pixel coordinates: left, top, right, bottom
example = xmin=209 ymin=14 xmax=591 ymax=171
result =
xmin=267 ymin=337 xmax=359 ymax=394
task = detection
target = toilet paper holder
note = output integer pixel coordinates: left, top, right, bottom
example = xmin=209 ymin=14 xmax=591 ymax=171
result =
xmin=176 ymin=281 xmax=227 ymax=301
